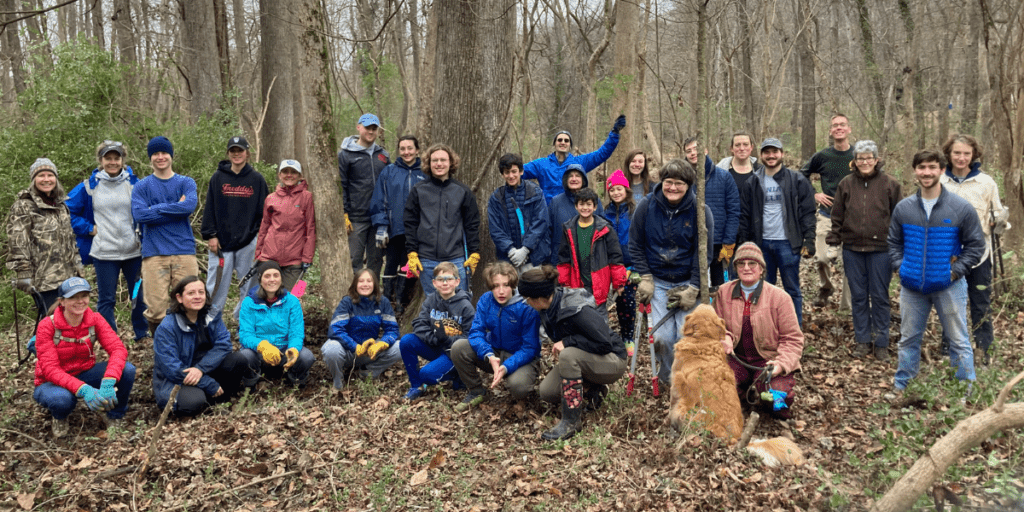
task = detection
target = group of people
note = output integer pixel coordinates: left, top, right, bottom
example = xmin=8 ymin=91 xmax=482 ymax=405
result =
xmin=10 ymin=110 xmax=1007 ymax=440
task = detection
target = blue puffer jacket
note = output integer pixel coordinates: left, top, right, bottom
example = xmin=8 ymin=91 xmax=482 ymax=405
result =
xmin=467 ymin=292 xmax=540 ymax=375
xmin=628 ymin=183 xmax=714 ymax=286
xmin=548 ymin=171 xmax=605 ymax=264
xmin=65 ymin=167 xmax=140 ymax=264
xmin=152 ymin=311 xmax=232 ymax=408
xmin=239 ymin=287 xmax=305 ymax=352
xmin=328 ymin=295 xmax=400 ymax=352
xmin=703 ymin=156 xmax=740 ymax=245
xmin=523 ymin=130 xmax=620 ymax=202
xmin=370 ymin=158 xmax=426 ymax=236
xmin=603 ymin=201 xmax=633 ymax=267
xmin=487 ymin=180 xmax=550 ymax=266
xmin=888 ymin=187 xmax=985 ymax=294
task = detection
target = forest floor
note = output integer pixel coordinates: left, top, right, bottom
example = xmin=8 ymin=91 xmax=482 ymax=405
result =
xmin=1 ymin=261 xmax=1023 ymax=512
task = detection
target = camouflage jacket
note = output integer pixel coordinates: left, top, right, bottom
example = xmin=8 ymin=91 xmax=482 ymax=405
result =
xmin=6 ymin=184 xmax=81 ymax=292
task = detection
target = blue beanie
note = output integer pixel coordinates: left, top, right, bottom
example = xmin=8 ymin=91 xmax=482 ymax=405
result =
xmin=147 ymin=136 xmax=174 ymax=158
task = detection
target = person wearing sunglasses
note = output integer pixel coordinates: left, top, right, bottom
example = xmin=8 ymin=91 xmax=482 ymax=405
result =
xmin=523 ymin=115 xmax=626 ymax=203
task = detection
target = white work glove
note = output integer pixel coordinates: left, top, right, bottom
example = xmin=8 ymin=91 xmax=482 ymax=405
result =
xmin=826 ymin=245 xmax=840 ymax=264
xmin=508 ymin=247 xmax=530 ymax=267
xmin=375 ymin=226 xmax=389 ymax=249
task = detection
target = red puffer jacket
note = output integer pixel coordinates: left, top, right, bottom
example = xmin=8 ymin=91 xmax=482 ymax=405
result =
xmin=557 ymin=215 xmax=627 ymax=305
xmin=34 ymin=306 xmax=128 ymax=391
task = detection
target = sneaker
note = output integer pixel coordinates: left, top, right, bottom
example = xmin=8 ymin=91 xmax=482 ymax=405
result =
xmin=883 ymin=389 xmax=904 ymax=403
xmin=813 ymin=287 xmax=833 ymax=308
xmin=404 ymin=385 xmax=426 ymax=401
xmin=873 ymin=345 xmax=890 ymax=362
xmin=52 ymin=418 xmax=69 ymax=438
xmin=852 ymin=343 xmax=871 ymax=358
xmin=454 ymin=390 xmax=487 ymax=413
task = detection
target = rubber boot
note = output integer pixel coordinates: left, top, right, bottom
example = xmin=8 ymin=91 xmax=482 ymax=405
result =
xmin=542 ymin=379 xmax=584 ymax=440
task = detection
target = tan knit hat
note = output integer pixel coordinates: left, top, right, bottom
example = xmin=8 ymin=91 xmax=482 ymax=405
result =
xmin=733 ymin=242 xmax=766 ymax=271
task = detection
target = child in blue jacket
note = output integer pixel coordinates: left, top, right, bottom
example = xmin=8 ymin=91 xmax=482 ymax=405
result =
xmin=238 ymin=262 xmax=313 ymax=388
xmin=322 ymin=268 xmax=402 ymax=392
xmin=603 ymin=169 xmax=638 ymax=342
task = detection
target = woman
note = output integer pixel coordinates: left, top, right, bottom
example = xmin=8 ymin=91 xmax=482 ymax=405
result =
xmin=520 ymin=266 xmax=626 ymax=440
xmin=238 ymin=262 xmax=314 ymax=387
xmin=153 ymin=276 xmax=252 ymax=416
xmin=370 ymin=136 xmax=425 ymax=312
xmin=8 ymin=158 xmax=81 ymax=316
xmin=255 ymin=159 xmax=316 ymax=292
xmin=33 ymin=277 xmax=135 ymax=437
xmin=624 ymin=149 xmax=654 ymax=203
xmin=450 ymin=262 xmax=540 ymax=411
xmin=826 ymin=140 xmax=901 ymax=361
xmin=66 ymin=141 xmax=149 ymax=342
xmin=713 ymin=242 xmax=804 ymax=419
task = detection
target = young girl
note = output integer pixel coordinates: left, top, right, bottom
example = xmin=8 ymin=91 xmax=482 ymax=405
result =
xmin=623 ymin=150 xmax=654 ymax=203
xmin=255 ymin=159 xmax=317 ymax=291
xmin=322 ymin=268 xmax=402 ymax=392
xmin=604 ymin=169 xmax=637 ymax=341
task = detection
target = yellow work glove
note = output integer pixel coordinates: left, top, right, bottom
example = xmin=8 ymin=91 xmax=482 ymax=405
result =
xmin=464 ymin=253 xmax=480 ymax=274
xmin=257 ymin=340 xmax=282 ymax=366
xmin=345 ymin=213 xmax=353 ymax=234
xmin=407 ymin=252 xmax=423 ymax=277
xmin=718 ymin=244 xmax=735 ymax=262
xmin=355 ymin=339 xmax=375 ymax=357
xmin=283 ymin=347 xmax=299 ymax=370
xmin=368 ymin=341 xmax=390 ymax=360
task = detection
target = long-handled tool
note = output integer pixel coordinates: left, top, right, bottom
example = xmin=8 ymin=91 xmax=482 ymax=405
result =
xmin=625 ymin=303 xmax=646 ymax=396
xmin=626 ymin=303 xmax=662 ymax=397
xmin=290 ymin=264 xmax=311 ymax=298
xmin=990 ymin=209 xmax=1006 ymax=296
xmin=645 ymin=303 xmax=660 ymax=396
xmin=13 ymin=285 xmax=48 ymax=366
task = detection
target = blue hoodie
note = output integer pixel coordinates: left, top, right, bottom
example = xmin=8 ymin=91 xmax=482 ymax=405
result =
xmin=66 ymin=167 xmax=141 ymax=265
xmin=238 ymin=287 xmax=305 ymax=352
xmin=467 ymin=292 xmax=540 ymax=375
xmin=370 ymin=157 xmax=426 ymax=235
xmin=523 ymin=130 xmax=620 ymax=203
xmin=328 ymin=294 xmax=400 ymax=352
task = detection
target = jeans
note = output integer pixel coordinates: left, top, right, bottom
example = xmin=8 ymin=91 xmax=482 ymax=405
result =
xmin=321 ymin=339 xmax=402 ymax=389
xmin=400 ymin=333 xmax=460 ymax=389
xmin=205 ymin=236 xmax=258 ymax=323
xmin=34 ymin=361 xmax=136 ymax=419
xmin=238 ymin=346 xmax=315 ymax=387
xmin=843 ymin=250 xmax=892 ymax=347
xmin=894 ymin=278 xmax=975 ymax=390
xmin=349 ymin=220 xmax=383 ymax=276
xmin=418 ymin=256 xmax=469 ymax=295
xmin=651 ymin=276 xmax=698 ymax=384
xmin=941 ymin=258 xmax=993 ymax=355
xmin=93 ymin=257 xmax=149 ymax=340
xmin=761 ymin=239 xmax=803 ymax=326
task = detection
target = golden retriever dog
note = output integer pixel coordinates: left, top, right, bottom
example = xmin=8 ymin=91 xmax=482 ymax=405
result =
xmin=668 ymin=304 xmax=744 ymax=442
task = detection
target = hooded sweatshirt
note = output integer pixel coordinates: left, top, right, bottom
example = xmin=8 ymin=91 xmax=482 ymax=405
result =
xmin=65 ymin=167 xmax=142 ymax=264
xmin=255 ymin=180 xmax=317 ymax=266
xmin=200 ymin=161 xmax=269 ymax=252
xmin=411 ymin=288 xmax=475 ymax=351
xmin=338 ymin=135 xmax=390 ymax=223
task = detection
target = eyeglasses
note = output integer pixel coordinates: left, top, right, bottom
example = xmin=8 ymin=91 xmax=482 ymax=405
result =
xmin=433 ymin=276 xmax=458 ymax=283
xmin=662 ymin=179 xmax=688 ymax=189
xmin=735 ymin=260 xmax=760 ymax=268
xmin=855 ymin=157 xmax=876 ymax=162
xmin=555 ymin=138 xmax=571 ymax=143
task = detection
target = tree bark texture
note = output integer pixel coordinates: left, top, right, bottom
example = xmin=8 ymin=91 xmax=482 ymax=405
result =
xmin=797 ymin=0 xmax=816 ymax=161
xmin=113 ymin=0 xmax=137 ymax=64
xmin=259 ymin=0 xmax=295 ymax=165
xmin=182 ymin=0 xmax=224 ymax=122
xmin=213 ymin=0 xmax=231 ymax=93
xmin=1 ymin=0 xmax=27 ymax=95
xmin=607 ymin=0 xmax=640 ymax=179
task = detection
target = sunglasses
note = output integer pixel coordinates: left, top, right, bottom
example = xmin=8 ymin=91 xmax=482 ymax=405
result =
xmin=103 ymin=140 xmax=124 ymax=147
xmin=555 ymin=138 xmax=571 ymax=143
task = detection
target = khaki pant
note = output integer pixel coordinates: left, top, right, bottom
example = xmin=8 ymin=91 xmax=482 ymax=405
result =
xmin=815 ymin=212 xmax=850 ymax=310
xmin=141 ymin=254 xmax=199 ymax=323
xmin=539 ymin=347 xmax=626 ymax=403
xmin=451 ymin=338 xmax=539 ymax=399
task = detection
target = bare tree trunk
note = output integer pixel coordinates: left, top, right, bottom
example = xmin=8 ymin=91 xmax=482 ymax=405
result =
xmin=738 ymin=0 xmax=756 ymax=132
xmin=416 ymin=0 xmax=436 ymax=145
xmin=113 ymin=0 xmax=137 ymax=64
xmin=693 ymin=0 xmax=708 ymax=145
xmin=607 ymin=0 xmax=641 ymax=181
xmin=21 ymin=0 xmax=52 ymax=73
xmin=961 ymin=1 xmax=982 ymax=135
xmin=182 ymin=0 xmax=224 ymax=121
xmin=854 ymin=0 xmax=883 ymax=125
xmin=91 ymin=0 xmax=104 ymax=49
xmin=797 ymin=0 xmax=816 ymax=161
xmin=582 ymin=0 xmax=613 ymax=153
xmin=0 ymin=0 xmax=26 ymax=95
xmin=259 ymin=0 xmax=295 ymax=163
xmin=213 ymin=0 xmax=231 ymax=93
xmin=406 ymin=0 xmax=421 ymax=135
xmin=230 ymin=0 xmax=248 ymax=67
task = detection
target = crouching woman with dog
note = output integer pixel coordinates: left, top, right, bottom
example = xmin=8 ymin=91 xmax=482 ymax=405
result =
xmin=520 ymin=266 xmax=626 ymax=440
xmin=713 ymin=242 xmax=804 ymax=419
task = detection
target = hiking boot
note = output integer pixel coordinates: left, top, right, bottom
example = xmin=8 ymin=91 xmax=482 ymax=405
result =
xmin=873 ymin=345 xmax=890 ymax=362
xmin=979 ymin=349 xmax=990 ymax=367
xmin=542 ymin=379 xmax=584 ymax=441
xmin=583 ymin=383 xmax=608 ymax=413
xmin=454 ymin=390 xmax=487 ymax=413
xmin=404 ymin=385 xmax=426 ymax=401
xmin=852 ymin=343 xmax=871 ymax=358
xmin=52 ymin=418 xmax=69 ymax=438
xmin=813 ymin=287 xmax=833 ymax=308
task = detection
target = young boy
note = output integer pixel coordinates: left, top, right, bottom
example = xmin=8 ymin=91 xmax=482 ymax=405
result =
xmin=557 ymin=188 xmax=627 ymax=317
xmin=548 ymin=164 xmax=604 ymax=265
xmin=200 ymin=136 xmax=269 ymax=322
xmin=398 ymin=262 xmax=476 ymax=400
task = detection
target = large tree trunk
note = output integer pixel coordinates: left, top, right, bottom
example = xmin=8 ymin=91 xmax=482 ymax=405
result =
xmin=607 ymin=0 xmax=641 ymax=182
xmin=854 ymin=0 xmax=883 ymax=126
xmin=797 ymin=0 xmax=816 ymax=161
xmin=1 ymin=0 xmax=27 ymax=95
xmin=738 ymin=0 xmax=756 ymax=132
xmin=259 ymin=0 xmax=295 ymax=164
xmin=416 ymin=0 xmax=436 ymax=144
xmin=182 ymin=0 xmax=224 ymax=121
xmin=213 ymin=0 xmax=231 ymax=93
xmin=230 ymin=0 xmax=248 ymax=67
xmin=961 ymin=1 xmax=982 ymax=135
xmin=113 ymin=0 xmax=137 ymax=64
xmin=432 ymin=0 xmax=516 ymax=295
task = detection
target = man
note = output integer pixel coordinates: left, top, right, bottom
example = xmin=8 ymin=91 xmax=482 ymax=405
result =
xmin=339 ymin=113 xmax=390 ymax=274
xmin=131 ymin=136 xmax=200 ymax=333
xmin=737 ymin=138 xmax=816 ymax=326
xmin=887 ymin=150 xmax=985 ymax=398
xmin=801 ymin=114 xmax=854 ymax=309
xmin=487 ymin=153 xmax=550 ymax=272
xmin=717 ymin=130 xmax=759 ymax=192
xmin=939 ymin=134 xmax=1010 ymax=366
xmin=684 ymin=136 xmax=740 ymax=287
xmin=200 ymin=136 xmax=268 ymax=322
xmin=524 ymin=115 xmax=626 ymax=203
xmin=629 ymin=159 xmax=714 ymax=387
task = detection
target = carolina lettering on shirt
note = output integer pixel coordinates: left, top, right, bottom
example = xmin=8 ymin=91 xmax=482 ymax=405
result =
xmin=221 ymin=183 xmax=255 ymax=198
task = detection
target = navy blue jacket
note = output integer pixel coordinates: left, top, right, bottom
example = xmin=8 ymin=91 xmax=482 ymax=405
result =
xmin=628 ymin=183 xmax=714 ymax=287
xmin=152 ymin=311 xmax=232 ymax=408
xmin=65 ymin=167 xmax=141 ymax=264
xmin=702 ymin=155 xmax=741 ymax=245
xmin=737 ymin=166 xmax=816 ymax=254
xmin=888 ymin=187 xmax=985 ymax=294
xmin=467 ymin=293 xmax=540 ymax=375
xmin=548 ymin=171 xmax=604 ymax=264
xmin=487 ymin=180 xmax=550 ymax=265
xmin=370 ymin=157 xmax=425 ymax=236
xmin=328 ymin=295 xmax=400 ymax=352
xmin=603 ymin=202 xmax=633 ymax=267
xmin=412 ymin=289 xmax=475 ymax=350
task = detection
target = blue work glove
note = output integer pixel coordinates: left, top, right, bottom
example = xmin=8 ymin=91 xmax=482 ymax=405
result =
xmin=99 ymin=378 xmax=118 ymax=409
xmin=375 ymin=226 xmax=389 ymax=249
xmin=611 ymin=115 xmax=626 ymax=133
xmin=76 ymin=385 xmax=107 ymax=412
